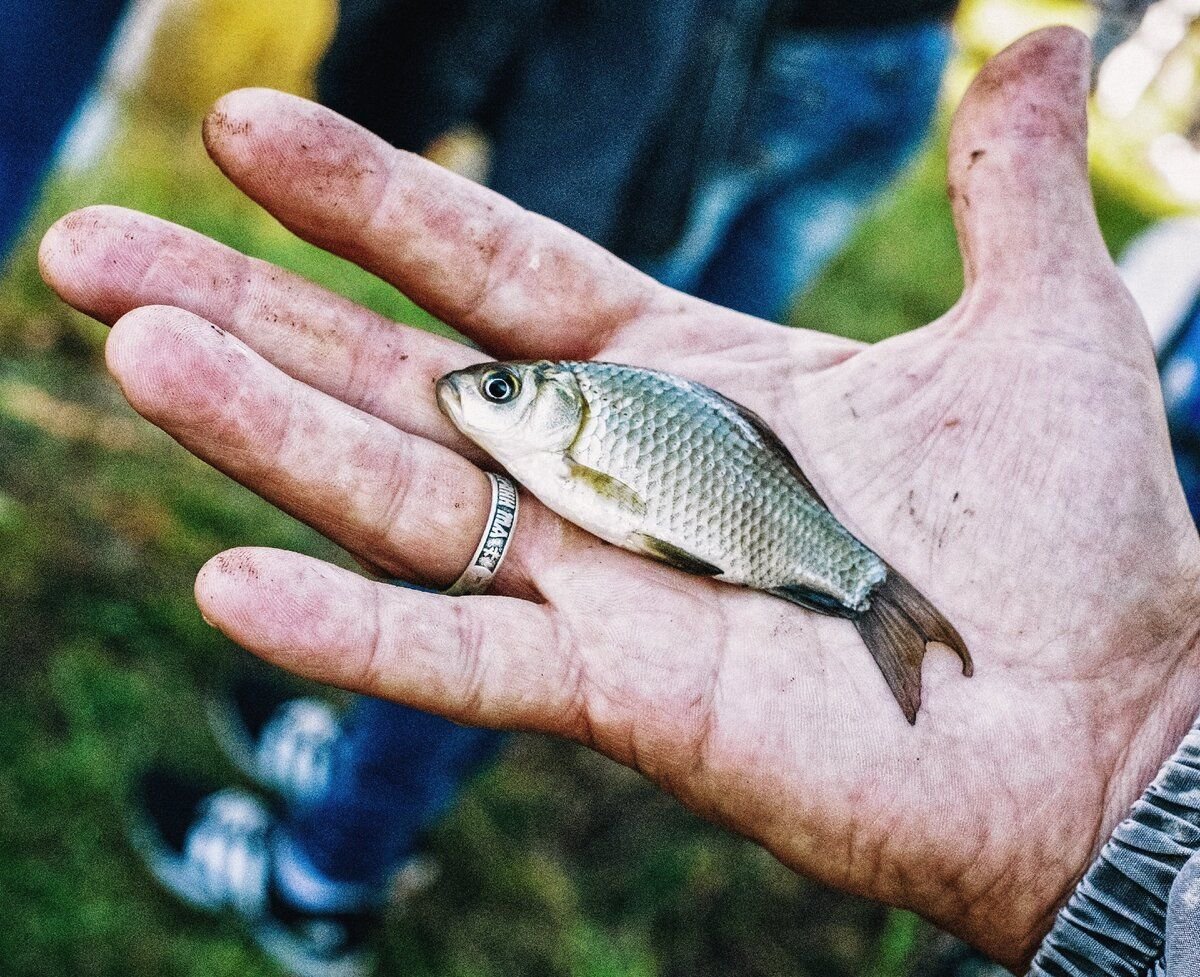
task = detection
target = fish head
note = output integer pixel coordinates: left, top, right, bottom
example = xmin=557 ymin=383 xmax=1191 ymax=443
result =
xmin=436 ymin=361 xmax=585 ymax=463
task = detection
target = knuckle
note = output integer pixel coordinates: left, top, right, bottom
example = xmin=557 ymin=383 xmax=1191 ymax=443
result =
xmin=450 ymin=601 xmax=491 ymax=721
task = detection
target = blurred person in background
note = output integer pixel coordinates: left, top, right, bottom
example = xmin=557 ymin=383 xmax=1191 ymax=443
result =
xmin=129 ymin=669 xmax=507 ymax=977
xmin=0 ymin=0 xmax=128 ymax=261
xmin=319 ymin=0 xmax=957 ymax=322
xmin=1123 ymin=219 xmax=1200 ymax=518
xmin=1091 ymin=0 xmax=1156 ymax=67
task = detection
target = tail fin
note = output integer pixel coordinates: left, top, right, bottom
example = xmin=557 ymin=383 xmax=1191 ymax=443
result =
xmin=853 ymin=565 xmax=972 ymax=725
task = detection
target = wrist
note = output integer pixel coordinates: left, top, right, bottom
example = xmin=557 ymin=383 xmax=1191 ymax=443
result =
xmin=1011 ymin=626 xmax=1200 ymax=970
xmin=904 ymin=618 xmax=1200 ymax=970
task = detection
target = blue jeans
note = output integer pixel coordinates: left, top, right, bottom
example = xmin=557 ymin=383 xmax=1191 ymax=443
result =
xmin=647 ymin=20 xmax=951 ymax=322
xmin=0 ymin=0 xmax=127 ymax=260
xmin=1159 ymin=291 xmax=1200 ymax=520
xmin=281 ymin=695 xmax=506 ymax=896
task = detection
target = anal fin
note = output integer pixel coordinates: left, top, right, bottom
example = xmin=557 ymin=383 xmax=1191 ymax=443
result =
xmin=768 ymin=584 xmax=857 ymax=620
xmin=629 ymin=534 xmax=722 ymax=576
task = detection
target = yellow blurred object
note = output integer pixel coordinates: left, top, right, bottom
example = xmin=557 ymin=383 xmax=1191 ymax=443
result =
xmin=0 ymin=380 xmax=147 ymax=452
xmin=138 ymin=0 xmax=337 ymax=117
xmin=423 ymin=126 xmax=494 ymax=185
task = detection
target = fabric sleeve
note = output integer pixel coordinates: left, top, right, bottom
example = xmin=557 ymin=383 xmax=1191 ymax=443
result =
xmin=1160 ymin=850 xmax=1200 ymax=975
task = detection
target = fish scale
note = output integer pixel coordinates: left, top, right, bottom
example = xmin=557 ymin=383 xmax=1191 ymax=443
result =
xmin=564 ymin=361 xmax=882 ymax=608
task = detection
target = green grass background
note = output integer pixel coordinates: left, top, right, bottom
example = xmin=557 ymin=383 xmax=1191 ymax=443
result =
xmin=0 ymin=1 xmax=1184 ymax=974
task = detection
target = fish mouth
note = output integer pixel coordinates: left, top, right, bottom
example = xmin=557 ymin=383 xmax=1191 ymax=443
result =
xmin=435 ymin=375 xmax=462 ymax=421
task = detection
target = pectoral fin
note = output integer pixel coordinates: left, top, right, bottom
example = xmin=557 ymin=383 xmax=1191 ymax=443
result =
xmin=629 ymin=534 xmax=722 ymax=576
xmin=566 ymin=459 xmax=647 ymax=518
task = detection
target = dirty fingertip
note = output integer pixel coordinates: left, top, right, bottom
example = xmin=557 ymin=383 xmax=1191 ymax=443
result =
xmin=202 ymin=87 xmax=278 ymax=151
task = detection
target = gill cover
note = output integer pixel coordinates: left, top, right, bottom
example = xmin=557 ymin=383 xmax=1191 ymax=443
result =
xmin=437 ymin=360 xmax=587 ymax=459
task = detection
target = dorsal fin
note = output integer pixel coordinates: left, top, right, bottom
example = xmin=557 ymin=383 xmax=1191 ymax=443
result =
xmin=710 ymin=390 xmax=829 ymax=510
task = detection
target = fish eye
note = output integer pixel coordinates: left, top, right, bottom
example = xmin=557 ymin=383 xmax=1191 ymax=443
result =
xmin=479 ymin=368 xmax=520 ymax=404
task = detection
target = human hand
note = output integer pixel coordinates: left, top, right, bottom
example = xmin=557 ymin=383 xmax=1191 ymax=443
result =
xmin=38 ymin=28 xmax=1200 ymax=969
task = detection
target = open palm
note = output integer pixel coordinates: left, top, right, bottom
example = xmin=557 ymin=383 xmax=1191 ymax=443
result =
xmin=40 ymin=29 xmax=1200 ymax=969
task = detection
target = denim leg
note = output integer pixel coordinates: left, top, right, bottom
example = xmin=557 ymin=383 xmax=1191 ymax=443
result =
xmin=652 ymin=21 xmax=950 ymax=322
xmin=0 ymin=0 xmax=127 ymax=259
xmin=281 ymin=695 xmax=507 ymax=897
xmin=693 ymin=170 xmax=879 ymax=321
xmin=485 ymin=0 xmax=701 ymax=250
xmin=643 ymin=168 xmax=762 ymax=298
xmin=1158 ymin=291 xmax=1200 ymax=523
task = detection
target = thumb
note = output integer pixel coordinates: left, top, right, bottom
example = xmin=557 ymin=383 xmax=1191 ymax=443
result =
xmin=948 ymin=27 xmax=1109 ymax=293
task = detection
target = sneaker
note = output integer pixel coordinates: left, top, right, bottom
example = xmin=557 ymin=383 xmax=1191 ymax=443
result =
xmin=206 ymin=673 xmax=442 ymax=902
xmin=207 ymin=674 xmax=340 ymax=805
xmin=129 ymin=768 xmax=378 ymax=977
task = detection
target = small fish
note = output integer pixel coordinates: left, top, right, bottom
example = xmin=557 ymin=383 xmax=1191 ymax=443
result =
xmin=436 ymin=360 xmax=972 ymax=722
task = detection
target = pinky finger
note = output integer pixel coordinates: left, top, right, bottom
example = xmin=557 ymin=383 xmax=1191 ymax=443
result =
xmin=195 ymin=547 xmax=578 ymax=733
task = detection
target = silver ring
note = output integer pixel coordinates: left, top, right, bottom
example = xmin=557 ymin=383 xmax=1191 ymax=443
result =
xmin=443 ymin=473 xmax=520 ymax=596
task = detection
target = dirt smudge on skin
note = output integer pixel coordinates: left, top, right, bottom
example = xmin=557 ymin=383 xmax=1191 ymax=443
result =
xmin=203 ymin=109 xmax=251 ymax=144
xmin=213 ymin=549 xmax=260 ymax=580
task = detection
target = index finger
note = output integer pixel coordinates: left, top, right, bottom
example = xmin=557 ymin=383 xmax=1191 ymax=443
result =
xmin=203 ymin=88 xmax=664 ymax=359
